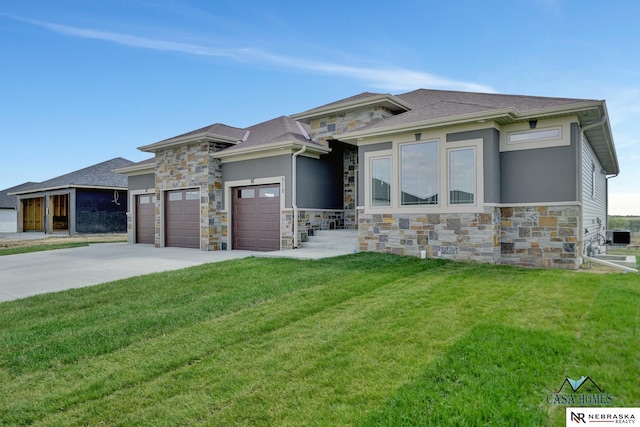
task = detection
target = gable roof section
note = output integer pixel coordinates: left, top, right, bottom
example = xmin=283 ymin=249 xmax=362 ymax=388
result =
xmin=215 ymin=116 xmax=329 ymax=158
xmin=338 ymin=89 xmax=618 ymax=175
xmin=138 ymin=123 xmax=248 ymax=152
xmin=10 ymin=158 xmax=134 ymax=195
xmin=0 ymin=182 xmax=37 ymax=208
xmin=290 ymin=92 xmax=413 ymax=123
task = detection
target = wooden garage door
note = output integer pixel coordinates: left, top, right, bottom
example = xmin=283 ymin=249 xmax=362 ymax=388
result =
xmin=23 ymin=197 xmax=44 ymax=231
xmin=233 ymin=185 xmax=280 ymax=251
xmin=136 ymin=194 xmax=156 ymax=244
xmin=165 ymin=189 xmax=200 ymax=249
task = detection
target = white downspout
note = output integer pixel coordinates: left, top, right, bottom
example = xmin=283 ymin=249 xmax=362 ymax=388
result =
xmin=292 ymin=145 xmax=307 ymax=248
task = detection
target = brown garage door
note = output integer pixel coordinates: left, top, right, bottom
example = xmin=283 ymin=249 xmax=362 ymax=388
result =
xmin=165 ymin=189 xmax=200 ymax=249
xmin=136 ymin=194 xmax=156 ymax=244
xmin=233 ymin=185 xmax=280 ymax=251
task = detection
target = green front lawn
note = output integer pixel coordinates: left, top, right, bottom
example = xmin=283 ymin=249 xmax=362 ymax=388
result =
xmin=0 ymin=254 xmax=638 ymax=426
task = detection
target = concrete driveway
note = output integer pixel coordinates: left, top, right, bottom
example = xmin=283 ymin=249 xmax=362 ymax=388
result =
xmin=0 ymin=243 xmax=256 ymax=303
xmin=0 ymin=240 xmax=354 ymax=303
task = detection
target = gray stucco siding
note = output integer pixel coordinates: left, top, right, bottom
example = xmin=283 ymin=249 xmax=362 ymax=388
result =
xmin=296 ymin=148 xmax=343 ymax=209
xmin=357 ymin=142 xmax=393 ymax=206
xmin=222 ymin=155 xmax=292 ymax=207
xmin=500 ymin=142 xmax=578 ymax=204
xmin=447 ymin=128 xmax=500 ymax=204
xmin=128 ymin=173 xmax=155 ymax=191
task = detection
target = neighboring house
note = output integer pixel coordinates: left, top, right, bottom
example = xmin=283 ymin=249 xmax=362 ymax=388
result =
xmin=0 ymin=183 xmax=36 ymax=232
xmin=10 ymin=158 xmax=134 ymax=234
xmin=116 ymin=89 xmax=619 ymax=270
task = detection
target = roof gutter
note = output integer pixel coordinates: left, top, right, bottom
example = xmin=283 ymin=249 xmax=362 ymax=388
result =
xmin=291 ymin=144 xmax=307 ymax=248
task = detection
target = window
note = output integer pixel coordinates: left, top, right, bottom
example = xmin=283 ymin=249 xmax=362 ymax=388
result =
xmin=448 ymin=148 xmax=475 ymax=205
xmin=591 ymin=163 xmax=596 ymax=199
xmin=400 ymin=141 xmax=438 ymax=205
xmin=508 ymin=127 xmax=561 ymax=144
xmin=363 ymin=137 xmax=482 ymax=212
xmin=239 ymin=189 xmax=255 ymax=198
xmin=260 ymin=187 xmax=279 ymax=198
xmin=371 ymin=156 xmax=391 ymax=207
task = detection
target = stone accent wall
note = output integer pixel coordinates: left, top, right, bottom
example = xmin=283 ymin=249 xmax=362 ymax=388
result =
xmin=343 ymin=147 xmax=358 ymax=229
xmin=309 ymin=107 xmax=395 ymax=145
xmin=357 ymin=207 xmax=500 ymax=262
xmin=154 ymin=142 xmax=229 ymax=250
xmin=356 ymin=204 xmax=581 ymax=270
xmin=500 ymin=205 xmax=579 ymax=269
xmin=297 ymin=210 xmax=345 ymax=243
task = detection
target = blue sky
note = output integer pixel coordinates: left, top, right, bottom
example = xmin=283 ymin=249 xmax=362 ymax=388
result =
xmin=1 ymin=0 xmax=638 ymax=214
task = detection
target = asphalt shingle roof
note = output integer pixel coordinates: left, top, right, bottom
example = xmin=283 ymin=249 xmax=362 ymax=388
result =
xmin=0 ymin=182 xmax=37 ymax=209
xmin=11 ymin=158 xmax=135 ymax=195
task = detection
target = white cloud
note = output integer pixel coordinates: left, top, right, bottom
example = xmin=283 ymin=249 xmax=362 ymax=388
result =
xmin=13 ymin=16 xmax=494 ymax=93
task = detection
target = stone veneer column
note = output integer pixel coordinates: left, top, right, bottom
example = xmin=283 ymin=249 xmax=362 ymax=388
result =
xmin=343 ymin=147 xmax=358 ymax=229
xmin=154 ymin=142 xmax=228 ymax=250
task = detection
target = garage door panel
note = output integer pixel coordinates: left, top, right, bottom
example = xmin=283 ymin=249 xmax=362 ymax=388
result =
xmin=233 ymin=184 xmax=280 ymax=251
xmin=136 ymin=194 xmax=155 ymax=244
xmin=166 ymin=189 xmax=200 ymax=249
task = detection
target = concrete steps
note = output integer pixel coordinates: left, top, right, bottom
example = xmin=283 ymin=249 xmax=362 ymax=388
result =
xmin=302 ymin=229 xmax=359 ymax=251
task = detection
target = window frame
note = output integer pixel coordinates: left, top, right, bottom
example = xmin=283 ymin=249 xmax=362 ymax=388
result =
xmin=363 ymin=136 xmax=483 ymax=213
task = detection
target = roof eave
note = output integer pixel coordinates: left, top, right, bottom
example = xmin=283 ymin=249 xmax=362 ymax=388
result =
xmin=339 ymin=108 xmax=518 ymax=142
xmin=113 ymin=163 xmax=155 ymax=175
xmin=290 ymin=94 xmax=413 ymax=124
xmin=214 ymin=140 xmax=330 ymax=159
xmin=138 ymin=132 xmax=240 ymax=152
xmin=9 ymin=184 xmax=128 ymax=196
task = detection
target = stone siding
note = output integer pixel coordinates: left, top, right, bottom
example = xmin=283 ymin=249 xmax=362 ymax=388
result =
xmin=154 ymin=142 xmax=229 ymax=250
xmin=357 ymin=204 xmax=581 ymax=270
xmin=297 ymin=210 xmax=345 ymax=243
xmin=309 ymin=107 xmax=395 ymax=145
xmin=499 ymin=205 xmax=579 ymax=269
xmin=357 ymin=208 xmax=500 ymax=262
xmin=343 ymin=147 xmax=358 ymax=229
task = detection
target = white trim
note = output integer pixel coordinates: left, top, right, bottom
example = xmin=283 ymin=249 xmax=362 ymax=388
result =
xmin=484 ymin=201 xmax=581 ymax=207
xmin=364 ymin=150 xmax=393 ymax=210
xmin=362 ymin=136 xmax=485 ymax=214
xmin=499 ymin=117 xmax=574 ymax=152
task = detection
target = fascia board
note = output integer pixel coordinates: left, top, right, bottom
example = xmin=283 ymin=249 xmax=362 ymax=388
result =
xmin=341 ymin=101 xmax=608 ymax=143
xmin=214 ymin=141 xmax=330 ymax=159
xmin=9 ymin=185 xmax=128 ymax=196
xmin=138 ymin=132 xmax=240 ymax=152
xmin=340 ymin=108 xmax=518 ymax=142
xmin=113 ymin=164 xmax=155 ymax=176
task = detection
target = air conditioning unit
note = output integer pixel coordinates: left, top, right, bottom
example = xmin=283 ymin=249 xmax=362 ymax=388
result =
xmin=606 ymin=230 xmax=631 ymax=245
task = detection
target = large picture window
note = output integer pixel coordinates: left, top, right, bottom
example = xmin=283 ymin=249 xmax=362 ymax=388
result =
xmin=371 ymin=156 xmax=391 ymax=207
xmin=400 ymin=141 xmax=438 ymax=205
xmin=448 ymin=147 xmax=475 ymax=205
xmin=363 ymin=136 xmax=482 ymax=212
